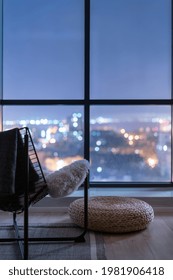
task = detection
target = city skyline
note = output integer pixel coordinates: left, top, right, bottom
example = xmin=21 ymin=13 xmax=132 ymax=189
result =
xmin=3 ymin=110 xmax=171 ymax=182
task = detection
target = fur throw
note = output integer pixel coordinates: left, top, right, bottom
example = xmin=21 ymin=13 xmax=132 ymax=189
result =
xmin=46 ymin=159 xmax=90 ymax=198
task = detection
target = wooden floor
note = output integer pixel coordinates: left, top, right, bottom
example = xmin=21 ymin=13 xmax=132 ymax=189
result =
xmin=103 ymin=210 xmax=173 ymax=260
xmin=0 ymin=200 xmax=173 ymax=260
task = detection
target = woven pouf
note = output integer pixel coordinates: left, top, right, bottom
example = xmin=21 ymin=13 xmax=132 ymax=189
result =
xmin=68 ymin=196 xmax=154 ymax=233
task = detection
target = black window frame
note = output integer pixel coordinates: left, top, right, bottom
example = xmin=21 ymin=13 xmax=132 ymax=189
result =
xmin=0 ymin=0 xmax=172 ymax=188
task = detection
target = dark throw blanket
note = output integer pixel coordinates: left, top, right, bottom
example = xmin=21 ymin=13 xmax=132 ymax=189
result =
xmin=0 ymin=128 xmax=47 ymax=212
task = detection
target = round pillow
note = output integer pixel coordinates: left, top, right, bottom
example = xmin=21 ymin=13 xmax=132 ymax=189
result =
xmin=68 ymin=196 xmax=154 ymax=233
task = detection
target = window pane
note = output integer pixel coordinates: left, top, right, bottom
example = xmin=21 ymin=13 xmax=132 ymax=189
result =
xmin=3 ymin=0 xmax=84 ymax=99
xmin=3 ymin=106 xmax=84 ymax=172
xmin=90 ymin=106 xmax=171 ymax=182
xmin=91 ymin=0 xmax=171 ymax=99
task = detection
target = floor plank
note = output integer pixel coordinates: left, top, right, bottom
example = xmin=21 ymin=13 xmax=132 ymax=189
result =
xmin=0 ymin=206 xmax=173 ymax=259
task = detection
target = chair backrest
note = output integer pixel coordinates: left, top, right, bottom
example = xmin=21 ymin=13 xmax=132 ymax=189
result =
xmin=0 ymin=127 xmax=48 ymax=212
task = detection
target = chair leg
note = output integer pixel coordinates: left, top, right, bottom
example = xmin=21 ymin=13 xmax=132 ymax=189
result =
xmin=74 ymin=235 xmax=85 ymax=243
xmin=13 ymin=213 xmax=24 ymax=259
xmin=24 ymin=132 xmax=29 ymax=260
xmin=23 ymin=206 xmax=28 ymax=260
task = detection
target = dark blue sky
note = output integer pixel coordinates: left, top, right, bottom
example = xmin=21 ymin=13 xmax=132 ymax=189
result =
xmin=2 ymin=0 xmax=171 ymax=119
xmin=3 ymin=0 xmax=84 ymax=100
xmin=91 ymin=0 xmax=171 ymax=99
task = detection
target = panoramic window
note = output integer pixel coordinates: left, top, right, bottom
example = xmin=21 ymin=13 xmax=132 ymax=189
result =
xmin=1 ymin=0 xmax=172 ymax=186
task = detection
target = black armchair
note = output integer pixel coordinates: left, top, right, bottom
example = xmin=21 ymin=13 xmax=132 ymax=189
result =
xmin=0 ymin=127 xmax=88 ymax=259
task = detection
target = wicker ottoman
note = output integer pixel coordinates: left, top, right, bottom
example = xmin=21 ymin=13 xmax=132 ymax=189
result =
xmin=68 ymin=196 xmax=154 ymax=233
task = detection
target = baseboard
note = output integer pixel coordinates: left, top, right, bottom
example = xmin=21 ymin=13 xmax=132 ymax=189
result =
xmin=33 ymin=196 xmax=173 ymax=209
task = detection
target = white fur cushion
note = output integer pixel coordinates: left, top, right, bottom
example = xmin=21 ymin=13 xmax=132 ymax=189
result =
xmin=46 ymin=159 xmax=90 ymax=198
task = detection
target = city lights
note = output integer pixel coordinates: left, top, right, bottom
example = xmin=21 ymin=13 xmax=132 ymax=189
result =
xmin=147 ymin=158 xmax=157 ymax=168
xmin=49 ymin=138 xmax=56 ymax=144
xmin=120 ymin=128 xmax=125 ymax=134
xmin=134 ymin=135 xmax=140 ymax=140
xmin=97 ymin=167 xmax=102 ymax=173
xmin=128 ymin=135 xmax=134 ymax=141
xmin=96 ymin=140 xmax=102 ymax=146
xmin=163 ymin=145 xmax=168 ymax=151
xmin=41 ymin=130 xmax=46 ymax=138
xmin=3 ymin=110 xmax=171 ymax=182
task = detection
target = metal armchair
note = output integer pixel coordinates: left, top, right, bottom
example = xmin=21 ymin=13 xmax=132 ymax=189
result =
xmin=0 ymin=127 xmax=88 ymax=259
